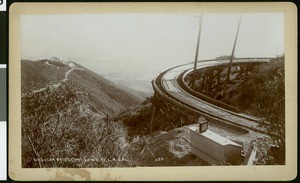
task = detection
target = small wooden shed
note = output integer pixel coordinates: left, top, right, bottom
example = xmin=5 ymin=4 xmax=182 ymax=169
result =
xmin=189 ymin=126 xmax=244 ymax=165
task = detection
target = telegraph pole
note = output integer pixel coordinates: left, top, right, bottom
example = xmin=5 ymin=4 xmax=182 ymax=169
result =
xmin=226 ymin=15 xmax=242 ymax=83
xmin=192 ymin=14 xmax=203 ymax=89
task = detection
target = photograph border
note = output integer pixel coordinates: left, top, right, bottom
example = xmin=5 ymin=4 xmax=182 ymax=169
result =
xmin=9 ymin=2 xmax=297 ymax=181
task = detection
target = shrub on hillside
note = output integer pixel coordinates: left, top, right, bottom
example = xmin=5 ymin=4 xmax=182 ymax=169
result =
xmin=21 ymin=83 xmax=137 ymax=167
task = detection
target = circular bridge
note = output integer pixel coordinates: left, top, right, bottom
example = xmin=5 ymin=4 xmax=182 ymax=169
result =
xmin=152 ymin=57 xmax=272 ymax=134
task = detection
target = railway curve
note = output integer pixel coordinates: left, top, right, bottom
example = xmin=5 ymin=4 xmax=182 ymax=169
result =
xmin=152 ymin=57 xmax=272 ymax=134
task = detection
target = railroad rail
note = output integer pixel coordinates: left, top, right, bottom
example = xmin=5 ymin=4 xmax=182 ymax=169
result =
xmin=152 ymin=57 xmax=272 ymax=134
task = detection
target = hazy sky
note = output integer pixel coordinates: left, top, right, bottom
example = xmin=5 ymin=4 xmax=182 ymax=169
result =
xmin=21 ymin=13 xmax=284 ymax=81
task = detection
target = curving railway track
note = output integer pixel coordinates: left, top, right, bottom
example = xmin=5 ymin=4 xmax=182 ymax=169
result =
xmin=152 ymin=57 xmax=272 ymax=134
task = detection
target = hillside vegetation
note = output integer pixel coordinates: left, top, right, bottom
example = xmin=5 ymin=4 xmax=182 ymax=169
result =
xmin=22 ymin=83 xmax=133 ymax=167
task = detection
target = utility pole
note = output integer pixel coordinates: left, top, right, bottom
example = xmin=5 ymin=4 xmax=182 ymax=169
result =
xmin=192 ymin=14 xmax=203 ymax=89
xmin=226 ymin=15 xmax=242 ymax=83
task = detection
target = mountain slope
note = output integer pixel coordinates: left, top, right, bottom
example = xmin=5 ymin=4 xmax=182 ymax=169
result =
xmin=21 ymin=59 xmax=142 ymax=116
xmin=21 ymin=59 xmax=145 ymax=168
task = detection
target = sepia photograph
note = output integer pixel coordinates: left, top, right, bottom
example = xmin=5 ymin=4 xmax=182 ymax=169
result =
xmin=9 ymin=2 xmax=297 ymax=181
